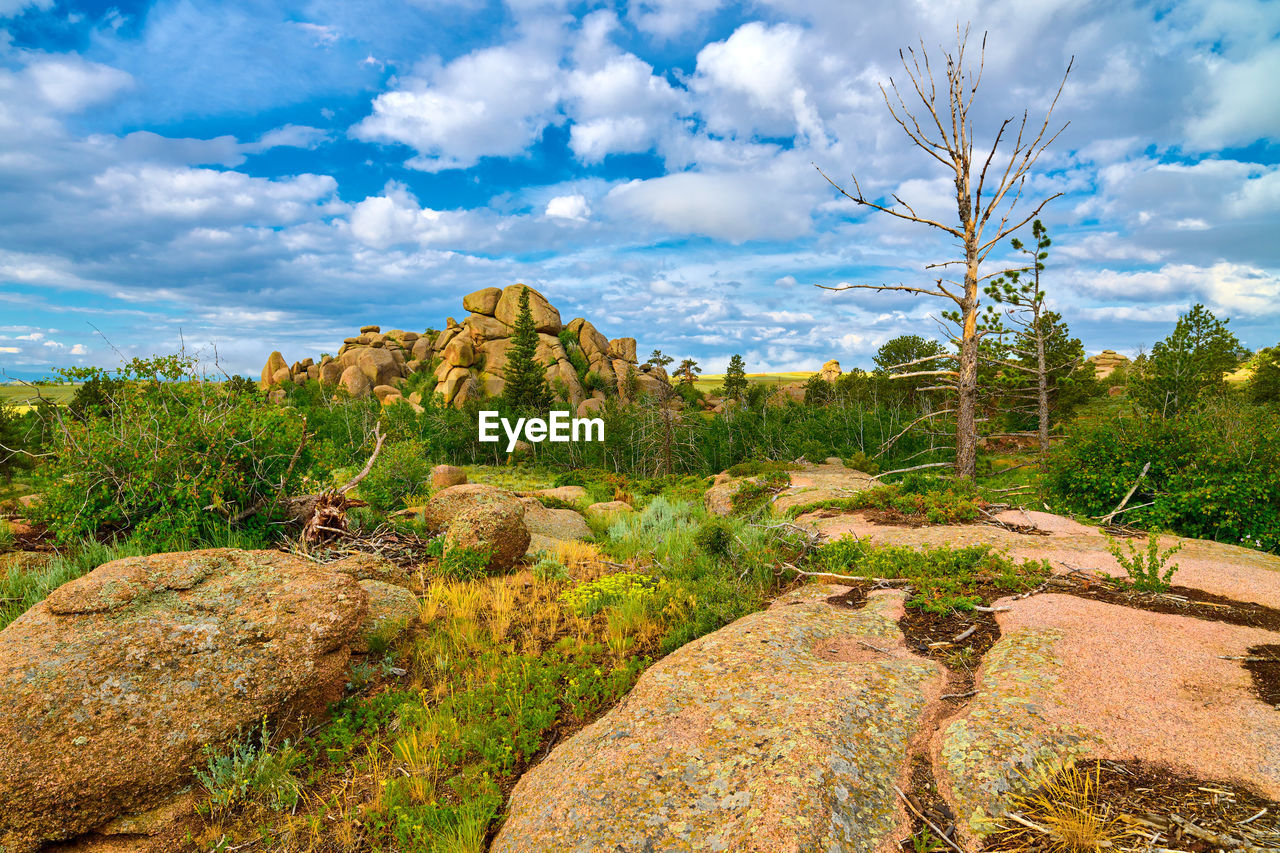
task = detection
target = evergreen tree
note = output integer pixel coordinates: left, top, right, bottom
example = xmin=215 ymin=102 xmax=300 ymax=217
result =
xmin=1130 ymin=304 xmax=1241 ymax=417
xmin=1251 ymin=345 xmax=1280 ymax=406
xmin=675 ymin=358 xmax=702 ymax=385
xmin=722 ymin=354 xmax=748 ymax=400
xmin=647 ymin=349 xmax=674 ymax=369
xmin=502 ymin=286 xmax=553 ymax=411
xmin=981 ymin=221 xmax=1098 ymax=456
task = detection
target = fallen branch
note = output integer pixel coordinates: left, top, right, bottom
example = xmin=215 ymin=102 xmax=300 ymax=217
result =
xmin=1098 ymin=461 xmax=1150 ymax=524
xmin=870 ymin=461 xmax=953 ymax=481
xmin=893 ymin=784 xmax=968 ymax=853
xmin=952 ymin=624 xmax=978 ymax=642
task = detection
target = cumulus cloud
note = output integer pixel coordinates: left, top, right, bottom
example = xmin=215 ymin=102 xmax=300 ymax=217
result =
xmin=545 ymin=194 xmax=590 ymax=221
xmin=348 ymin=181 xmax=476 ymax=248
xmin=351 ymin=37 xmax=562 ymax=171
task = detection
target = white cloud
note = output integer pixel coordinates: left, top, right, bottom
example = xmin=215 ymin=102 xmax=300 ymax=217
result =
xmin=545 ymin=194 xmax=590 ymax=221
xmin=349 ymin=181 xmax=476 ymax=248
xmin=249 ymin=125 xmax=331 ymax=152
xmin=351 ymin=38 xmax=562 ymax=172
xmin=89 ymin=166 xmax=339 ymax=223
xmin=692 ymin=22 xmax=828 ymax=142
xmin=0 ymin=0 xmax=52 ymax=19
xmin=606 ymin=169 xmax=815 ymax=242
xmin=626 ymin=0 xmax=725 ymax=38
xmin=1186 ymin=44 xmax=1280 ymax=149
xmin=24 ymin=58 xmax=133 ymax=113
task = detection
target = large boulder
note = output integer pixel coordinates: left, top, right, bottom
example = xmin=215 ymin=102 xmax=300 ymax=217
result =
xmin=493 ymin=587 xmax=942 ymax=852
xmin=340 ymin=364 xmax=372 ymax=397
xmin=494 ymin=284 xmax=561 ymax=334
xmin=606 ymin=337 xmax=637 ymax=362
xmin=568 ymin=318 xmax=610 ymax=360
xmin=444 ymin=503 xmax=531 ymax=573
xmin=479 ymin=339 xmax=512 ymax=377
xmin=356 ymin=347 xmax=402 ymax=387
xmin=464 ymin=313 xmax=511 ymax=341
xmin=422 ymin=484 xmax=524 ymax=531
xmin=463 ymin=286 xmax=503 ymax=316
xmin=442 ymin=335 xmax=477 ymax=367
xmin=260 ymin=351 xmax=287 ymax=387
xmin=820 ymin=359 xmax=842 ymax=381
xmin=0 ymin=550 xmax=367 ymax=853
xmin=430 ymin=464 xmax=468 ymax=489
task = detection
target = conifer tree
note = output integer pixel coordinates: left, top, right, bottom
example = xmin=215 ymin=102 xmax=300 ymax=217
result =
xmin=502 ymin=286 xmax=552 ymax=411
xmin=675 ymin=358 xmax=702 ymax=385
xmin=722 ymin=354 xmax=748 ymax=400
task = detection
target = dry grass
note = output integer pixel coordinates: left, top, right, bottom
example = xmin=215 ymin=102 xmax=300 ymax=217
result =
xmin=1000 ymin=761 xmax=1121 ymax=852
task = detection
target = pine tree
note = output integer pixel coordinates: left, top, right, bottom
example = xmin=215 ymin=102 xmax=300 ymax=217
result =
xmin=722 ymin=354 xmax=747 ymax=400
xmin=647 ymin=349 xmax=674 ymax=369
xmin=502 ymin=286 xmax=552 ymax=411
xmin=675 ymin=358 xmax=702 ymax=385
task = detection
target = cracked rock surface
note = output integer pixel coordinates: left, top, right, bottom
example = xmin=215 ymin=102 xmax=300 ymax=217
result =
xmin=494 ymin=586 xmax=944 ymax=853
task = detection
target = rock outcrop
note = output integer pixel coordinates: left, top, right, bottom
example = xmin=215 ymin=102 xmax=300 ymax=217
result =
xmin=493 ymin=586 xmax=943 ymax=852
xmin=0 ymin=549 xmax=368 ymax=853
xmin=260 ymin=283 xmax=672 ymax=408
xmin=1087 ymin=349 xmax=1130 ymax=379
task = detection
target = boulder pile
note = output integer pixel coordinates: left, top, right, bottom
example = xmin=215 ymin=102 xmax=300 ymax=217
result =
xmin=260 ymin=283 xmax=672 ymax=413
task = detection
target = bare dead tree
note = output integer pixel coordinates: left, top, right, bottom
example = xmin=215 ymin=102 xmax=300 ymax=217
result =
xmin=815 ymin=24 xmax=1072 ymax=478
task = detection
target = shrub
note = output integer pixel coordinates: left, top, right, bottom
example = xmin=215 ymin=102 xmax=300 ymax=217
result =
xmin=798 ymin=438 xmax=829 ymax=462
xmin=559 ymin=572 xmax=666 ymax=617
xmin=694 ymin=518 xmax=733 ymax=557
xmin=1252 ymin=345 xmax=1280 ymax=406
xmin=813 ymin=540 xmax=1050 ymax=613
xmin=357 ymin=440 xmax=433 ymax=512
xmin=31 ymin=356 xmax=306 ymax=548
xmin=1048 ymin=398 xmax=1280 ymax=551
xmin=533 ymin=557 xmax=569 ymax=582
xmin=438 ymin=546 xmax=493 ymax=581
xmin=195 ymin=720 xmax=305 ymax=817
xmin=1106 ymin=533 xmax=1182 ymax=592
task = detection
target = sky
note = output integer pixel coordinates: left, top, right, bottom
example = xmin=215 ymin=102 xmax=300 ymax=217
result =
xmin=0 ymin=0 xmax=1277 ymax=380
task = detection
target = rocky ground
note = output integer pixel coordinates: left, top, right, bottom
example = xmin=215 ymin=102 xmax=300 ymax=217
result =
xmin=499 ymin=464 xmax=1280 ymax=852
xmin=1 ymin=460 xmax=1277 ymax=852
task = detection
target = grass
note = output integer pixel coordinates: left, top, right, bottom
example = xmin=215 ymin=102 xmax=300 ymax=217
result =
xmin=0 ymin=383 xmax=79 ymax=407
xmin=787 ymin=477 xmax=984 ymax=525
xmin=189 ymin=486 xmax=813 ymax=849
xmin=812 ymin=538 xmax=1051 ymax=613
xmin=692 ymin=371 xmax=814 ymax=394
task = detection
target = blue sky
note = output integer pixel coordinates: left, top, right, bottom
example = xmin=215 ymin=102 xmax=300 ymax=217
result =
xmin=0 ymin=0 xmax=1277 ymax=380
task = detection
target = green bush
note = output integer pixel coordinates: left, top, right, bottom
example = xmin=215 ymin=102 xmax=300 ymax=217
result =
xmin=438 ymin=546 xmax=493 ymax=581
xmin=693 ymin=518 xmax=733 ymax=557
xmin=358 ymin=440 xmax=432 ymax=512
xmin=195 ymin=720 xmax=305 ymax=817
xmin=1048 ymin=398 xmax=1280 ymax=551
xmin=813 ymin=540 xmax=1049 ymax=613
xmin=1106 ymin=533 xmax=1183 ymax=592
xmin=31 ymin=356 xmax=306 ymax=547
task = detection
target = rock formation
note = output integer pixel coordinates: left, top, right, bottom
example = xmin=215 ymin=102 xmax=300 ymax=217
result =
xmin=0 ymin=549 xmax=373 ymax=852
xmin=1086 ymin=349 xmax=1130 ymax=379
xmin=493 ymin=586 xmax=941 ymax=852
xmin=260 ymin=283 xmax=672 ymax=410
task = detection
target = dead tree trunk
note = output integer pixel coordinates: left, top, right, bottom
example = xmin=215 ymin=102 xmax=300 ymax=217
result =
xmin=816 ymin=25 xmax=1072 ymax=479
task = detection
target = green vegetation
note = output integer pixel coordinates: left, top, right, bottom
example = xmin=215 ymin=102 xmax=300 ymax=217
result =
xmin=358 ymin=440 xmax=433 ymax=512
xmin=720 ymin=353 xmax=748 ymax=400
xmin=1105 ymin=532 xmax=1183 ymax=593
xmin=196 ymin=721 xmax=305 ymax=818
xmin=812 ymin=540 xmax=1051 ymax=613
xmin=1048 ymin=397 xmax=1279 ymax=551
xmin=503 ymin=285 xmax=553 ymax=411
xmin=1128 ymin=304 xmax=1243 ymax=418
xmin=787 ymin=476 xmax=983 ymax=525
xmin=28 ymin=356 xmax=299 ymax=548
